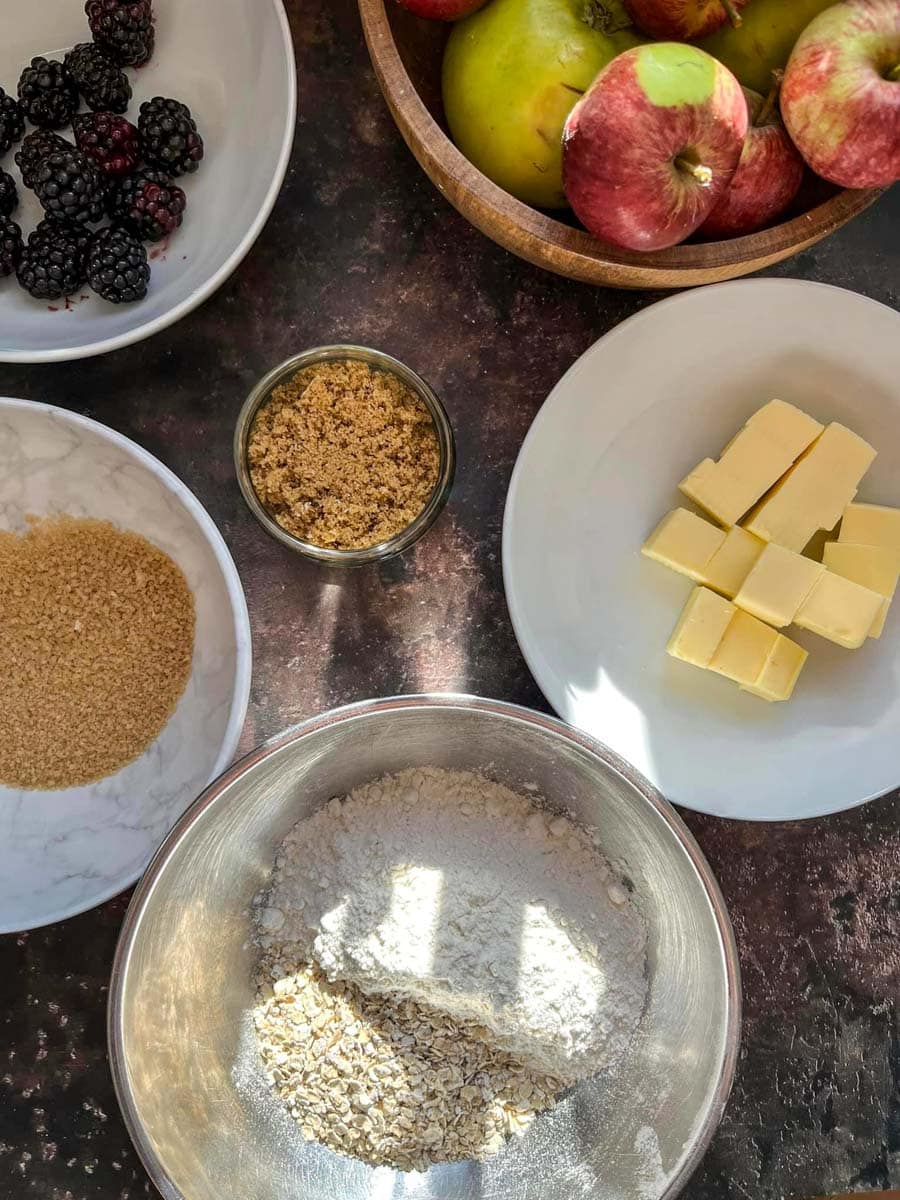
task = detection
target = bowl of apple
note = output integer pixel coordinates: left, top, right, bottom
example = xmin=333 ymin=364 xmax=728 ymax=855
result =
xmin=358 ymin=0 xmax=897 ymax=289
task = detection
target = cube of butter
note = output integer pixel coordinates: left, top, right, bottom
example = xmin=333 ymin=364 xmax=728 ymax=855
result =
xmin=742 ymin=635 xmax=809 ymax=702
xmin=744 ymin=423 xmax=877 ymax=552
xmin=839 ymin=502 xmax=900 ymax=553
xmin=733 ymin=542 xmax=825 ymax=628
xmin=667 ymin=587 xmax=736 ymax=668
xmin=709 ymin=609 xmax=780 ymax=685
xmin=823 ymin=541 xmax=900 ymax=638
xmin=642 ymin=508 xmax=726 ymax=581
xmin=679 ymin=400 xmax=823 ymax=527
xmin=667 ymin=588 xmax=807 ymax=702
xmin=703 ymin=525 xmax=766 ymax=597
xmin=794 ymin=571 xmax=883 ymax=648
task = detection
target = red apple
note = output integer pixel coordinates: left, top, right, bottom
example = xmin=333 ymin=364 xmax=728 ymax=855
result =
xmin=781 ymin=0 xmax=900 ymax=188
xmin=699 ymin=85 xmax=805 ymax=237
xmin=625 ymin=0 xmax=746 ymax=41
xmin=562 ymin=43 xmax=748 ymax=251
xmin=395 ymin=0 xmax=487 ymax=18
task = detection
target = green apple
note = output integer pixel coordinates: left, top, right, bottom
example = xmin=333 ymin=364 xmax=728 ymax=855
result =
xmin=442 ymin=0 xmax=642 ymax=209
xmin=697 ymin=0 xmax=836 ymax=93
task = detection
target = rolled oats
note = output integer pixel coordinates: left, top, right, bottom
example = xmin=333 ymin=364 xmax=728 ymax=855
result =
xmin=253 ymin=953 xmax=562 ymax=1172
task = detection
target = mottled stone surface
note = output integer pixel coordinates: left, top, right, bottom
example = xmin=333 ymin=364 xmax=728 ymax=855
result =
xmin=1 ymin=1 xmax=899 ymax=1197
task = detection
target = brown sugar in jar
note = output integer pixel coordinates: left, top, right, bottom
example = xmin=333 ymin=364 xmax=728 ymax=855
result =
xmin=246 ymin=359 xmax=442 ymax=552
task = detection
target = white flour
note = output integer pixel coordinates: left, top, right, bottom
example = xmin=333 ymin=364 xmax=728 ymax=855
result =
xmin=257 ymin=767 xmax=647 ymax=1083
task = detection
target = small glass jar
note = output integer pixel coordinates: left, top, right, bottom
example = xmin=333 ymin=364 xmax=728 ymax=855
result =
xmin=234 ymin=345 xmax=456 ymax=566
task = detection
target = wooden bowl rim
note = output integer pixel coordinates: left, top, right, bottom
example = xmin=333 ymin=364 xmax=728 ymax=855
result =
xmin=358 ymin=0 xmax=883 ymax=281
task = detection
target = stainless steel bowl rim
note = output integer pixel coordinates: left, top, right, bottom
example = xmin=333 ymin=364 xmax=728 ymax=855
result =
xmin=233 ymin=346 xmax=456 ymax=566
xmin=108 ymin=693 xmax=742 ymax=1200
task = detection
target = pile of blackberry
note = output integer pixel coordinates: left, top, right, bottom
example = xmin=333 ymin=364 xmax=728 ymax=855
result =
xmin=0 ymin=0 xmax=205 ymax=305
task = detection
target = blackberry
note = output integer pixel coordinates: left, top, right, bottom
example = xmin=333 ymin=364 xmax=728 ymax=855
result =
xmin=109 ymin=168 xmax=186 ymax=242
xmin=86 ymin=224 xmax=150 ymax=303
xmin=0 ymin=169 xmax=17 ymax=218
xmin=64 ymin=43 xmax=131 ymax=115
xmin=34 ymin=148 xmax=106 ymax=226
xmin=16 ymin=219 xmax=87 ymax=299
xmin=0 ymin=89 xmax=26 ymax=157
xmin=0 ymin=218 xmax=23 ymax=277
xmin=74 ymin=112 xmax=140 ymax=177
xmin=139 ymin=97 xmax=204 ymax=177
xmin=15 ymin=130 xmax=72 ymax=190
xmin=85 ymin=0 xmax=155 ymax=68
xmin=17 ymin=58 xmax=79 ymax=130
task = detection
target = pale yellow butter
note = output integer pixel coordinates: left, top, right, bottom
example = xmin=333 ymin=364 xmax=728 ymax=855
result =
xmin=679 ymin=400 xmax=823 ymax=527
xmin=709 ymin=609 xmax=780 ymax=685
xmin=667 ymin=587 xmax=736 ymax=668
xmin=823 ymin=541 xmax=900 ymax=638
xmin=733 ymin=543 xmax=825 ymax=628
xmin=642 ymin=509 xmax=725 ymax=581
xmin=667 ymin=586 xmax=807 ymax=701
xmin=744 ymin=423 xmax=877 ymax=552
xmin=643 ymin=508 xmax=766 ymax=596
xmin=794 ymin=570 xmax=883 ymax=648
xmin=839 ymin=502 xmax=900 ymax=553
xmin=703 ymin=526 xmax=766 ymax=597
xmin=741 ymin=636 xmax=808 ymax=702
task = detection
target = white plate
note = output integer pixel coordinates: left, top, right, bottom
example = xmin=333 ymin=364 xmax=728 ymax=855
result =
xmin=503 ymin=280 xmax=900 ymax=822
xmin=0 ymin=399 xmax=252 ymax=931
xmin=0 ymin=0 xmax=295 ymax=362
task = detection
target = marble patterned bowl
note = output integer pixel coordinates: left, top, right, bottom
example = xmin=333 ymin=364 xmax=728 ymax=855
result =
xmin=0 ymin=399 xmax=252 ymax=933
xmin=0 ymin=0 xmax=296 ymax=363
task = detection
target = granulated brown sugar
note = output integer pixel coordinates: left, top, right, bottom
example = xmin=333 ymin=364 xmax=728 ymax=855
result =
xmin=0 ymin=516 xmax=195 ymax=791
xmin=247 ymin=359 xmax=441 ymax=550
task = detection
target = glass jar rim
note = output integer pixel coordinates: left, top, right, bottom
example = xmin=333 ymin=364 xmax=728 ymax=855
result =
xmin=233 ymin=345 xmax=456 ymax=567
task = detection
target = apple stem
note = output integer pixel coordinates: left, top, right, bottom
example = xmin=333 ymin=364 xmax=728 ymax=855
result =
xmin=721 ymin=0 xmax=742 ymax=28
xmin=888 ymin=62 xmax=900 ymax=82
xmin=675 ymin=157 xmax=713 ymax=187
xmin=756 ymin=72 xmax=783 ymax=126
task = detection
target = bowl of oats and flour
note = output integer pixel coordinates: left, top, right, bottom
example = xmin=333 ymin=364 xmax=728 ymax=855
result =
xmin=109 ymin=695 xmax=740 ymax=1200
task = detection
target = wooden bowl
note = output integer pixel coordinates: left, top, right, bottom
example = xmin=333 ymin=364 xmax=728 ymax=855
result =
xmin=358 ymin=0 xmax=883 ymax=290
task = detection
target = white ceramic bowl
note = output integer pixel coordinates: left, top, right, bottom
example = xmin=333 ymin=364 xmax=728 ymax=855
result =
xmin=0 ymin=398 xmax=252 ymax=932
xmin=0 ymin=0 xmax=296 ymax=363
xmin=504 ymin=280 xmax=900 ymax=822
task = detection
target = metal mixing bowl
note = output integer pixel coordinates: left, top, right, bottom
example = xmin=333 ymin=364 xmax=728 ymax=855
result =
xmin=109 ymin=695 xmax=741 ymax=1200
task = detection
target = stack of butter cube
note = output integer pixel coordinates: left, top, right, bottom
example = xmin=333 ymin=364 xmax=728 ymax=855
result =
xmin=642 ymin=400 xmax=900 ymax=702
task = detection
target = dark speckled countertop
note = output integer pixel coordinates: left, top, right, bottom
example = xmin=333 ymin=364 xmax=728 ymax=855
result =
xmin=2 ymin=2 xmax=899 ymax=1197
